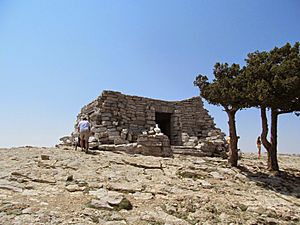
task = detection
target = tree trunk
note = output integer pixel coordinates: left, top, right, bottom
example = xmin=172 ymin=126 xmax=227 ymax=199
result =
xmin=226 ymin=109 xmax=238 ymax=167
xmin=260 ymin=107 xmax=272 ymax=163
xmin=269 ymin=109 xmax=279 ymax=171
xmin=260 ymin=107 xmax=279 ymax=171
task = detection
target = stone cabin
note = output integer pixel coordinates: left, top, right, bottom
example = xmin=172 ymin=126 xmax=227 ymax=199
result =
xmin=70 ymin=90 xmax=226 ymax=151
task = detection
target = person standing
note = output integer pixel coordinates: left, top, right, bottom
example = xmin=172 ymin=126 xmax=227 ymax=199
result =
xmin=226 ymin=136 xmax=231 ymax=150
xmin=256 ymin=136 xmax=262 ymax=159
xmin=77 ymin=117 xmax=91 ymax=153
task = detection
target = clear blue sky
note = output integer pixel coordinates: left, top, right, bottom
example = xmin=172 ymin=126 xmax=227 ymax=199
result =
xmin=0 ymin=0 xmax=299 ymax=153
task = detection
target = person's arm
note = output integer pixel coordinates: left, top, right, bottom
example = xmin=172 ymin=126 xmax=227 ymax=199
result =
xmin=77 ymin=122 xmax=80 ymax=132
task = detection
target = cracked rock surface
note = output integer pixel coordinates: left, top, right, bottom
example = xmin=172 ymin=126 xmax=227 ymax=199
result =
xmin=0 ymin=147 xmax=299 ymax=225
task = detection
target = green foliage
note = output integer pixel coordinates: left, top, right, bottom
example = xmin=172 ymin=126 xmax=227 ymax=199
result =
xmin=195 ymin=42 xmax=300 ymax=114
xmin=244 ymin=42 xmax=300 ymax=113
xmin=195 ymin=62 xmax=245 ymax=167
xmin=194 ymin=63 xmax=247 ymax=111
xmin=194 ymin=42 xmax=300 ymax=170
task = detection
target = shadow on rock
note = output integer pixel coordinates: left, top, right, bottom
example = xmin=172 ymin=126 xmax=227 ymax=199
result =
xmin=238 ymin=165 xmax=300 ymax=200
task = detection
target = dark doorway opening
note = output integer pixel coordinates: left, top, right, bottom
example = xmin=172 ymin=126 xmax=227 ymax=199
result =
xmin=155 ymin=112 xmax=172 ymax=139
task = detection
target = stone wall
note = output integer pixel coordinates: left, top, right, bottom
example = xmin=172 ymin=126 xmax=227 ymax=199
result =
xmin=59 ymin=90 xmax=227 ymax=156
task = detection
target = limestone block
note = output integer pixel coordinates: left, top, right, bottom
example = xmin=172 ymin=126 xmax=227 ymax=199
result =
xmin=89 ymin=142 xmax=99 ymax=149
xmin=137 ymin=134 xmax=173 ymax=157
xmin=127 ymin=133 xmax=133 ymax=142
xmin=98 ymin=137 xmax=109 ymax=143
xmin=98 ymin=132 xmax=109 ymax=138
xmin=101 ymin=117 xmax=111 ymax=121
xmin=88 ymin=136 xmax=97 ymax=142
xmin=108 ymin=131 xmax=120 ymax=137
xmin=102 ymin=121 xmax=112 ymax=126
xmin=91 ymin=127 xmax=102 ymax=133
xmin=114 ymin=137 xmax=128 ymax=145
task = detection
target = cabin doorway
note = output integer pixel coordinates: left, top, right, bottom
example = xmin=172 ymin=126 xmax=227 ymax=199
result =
xmin=155 ymin=112 xmax=172 ymax=139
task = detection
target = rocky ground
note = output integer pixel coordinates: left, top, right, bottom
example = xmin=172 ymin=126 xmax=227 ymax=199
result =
xmin=0 ymin=147 xmax=299 ymax=225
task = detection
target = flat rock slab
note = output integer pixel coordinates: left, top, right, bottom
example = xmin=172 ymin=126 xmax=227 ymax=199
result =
xmin=122 ymin=157 xmax=163 ymax=169
xmin=0 ymin=184 xmax=23 ymax=193
xmin=106 ymin=182 xmax=144 ymax=193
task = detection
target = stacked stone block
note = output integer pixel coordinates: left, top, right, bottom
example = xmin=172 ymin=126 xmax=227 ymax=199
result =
xmin=136 ymin=134 xmax=173 ymax=157
xmin=59 ymin=90 xmax=227 ymax=156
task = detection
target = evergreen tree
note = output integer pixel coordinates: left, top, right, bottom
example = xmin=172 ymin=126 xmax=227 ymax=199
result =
xmin=195 ymin=63 xmax=247 ymax=167
xmin=244 ymin=42 xmax=300 ymax=171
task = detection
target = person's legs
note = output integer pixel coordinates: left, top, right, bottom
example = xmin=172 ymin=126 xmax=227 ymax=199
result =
xmin=258 ymin=145 xmax=261 ymax=158
xmin=82 ymin=139 xmax=85 ymax=151
xmin=75 ymin=137 xmax=80 ymax=150
xmin=79 ymin=131 xmax=90 ymax=153
xmin=80 ymin=133 xmax=84 ymax=149
xmin=85 ymin=139 xmax=89 ymax=152
xmin=82 ymin=130 xmax=90 ymax=153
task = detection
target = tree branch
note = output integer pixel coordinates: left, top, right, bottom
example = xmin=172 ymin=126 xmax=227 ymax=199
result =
xmin=277 ymin=109 xmax=296 ymax=115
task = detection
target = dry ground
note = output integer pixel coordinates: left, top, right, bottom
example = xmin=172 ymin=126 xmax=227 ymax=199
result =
xmin=0 ymin=147 xmax=299 ymax=225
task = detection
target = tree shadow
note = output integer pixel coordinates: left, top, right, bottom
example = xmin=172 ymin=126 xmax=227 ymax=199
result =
xmin=237 ymin=165 xmax=300 ymax=200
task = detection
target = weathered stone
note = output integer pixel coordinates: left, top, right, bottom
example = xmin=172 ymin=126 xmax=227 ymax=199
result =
xmin=0 ymin=184 xmax=23 ymax=192
xmin=135 ymin=134 xmax=173 ymax=157
xmin=65 ymin=184 xmax=86 ymax=192
xmin=89 ymin=198 xmax=114 ymax=210
xmin=209 ymin=171 xmax=224 ymax=180
xmin=89 ymin=141 xmax=99 ymax=149
xmin=114 ymin=137 xmax=128 ymax=145
xmin=88 ymin=188 xmax=133 ymax=211
xmin=199 ymin=180 xmax=213 ymax=189
xmin=59 ymin=90 xmax=226 ymax=156
xmin=66 ymin=175 xmax=73 ymax=182
xmin=140 ymin=207 xmax=190 ymax=225
xmin=132 ymin=192 xmax=154 ymax=200
xmin=41 ymin=155 xmax=50 ymax=160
